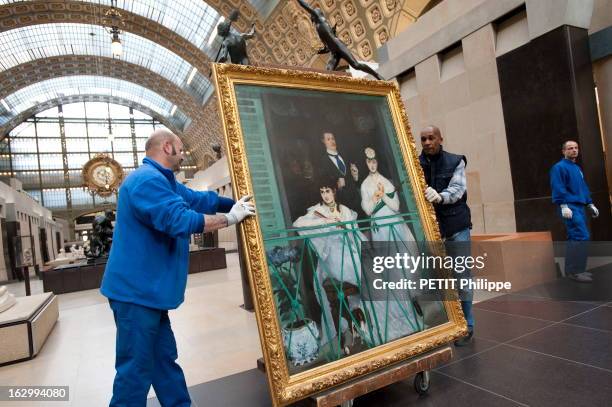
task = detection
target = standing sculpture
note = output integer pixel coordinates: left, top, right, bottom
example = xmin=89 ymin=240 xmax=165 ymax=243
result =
xmin=88 ymin=209 xmax=115 ymax=259
xmin=212 ymin=143 xmax=223 ymax=161
xmin=215 ymin=10 xmax=256 ymax=66
xmin=296 ymin=0 xmax=384 ymax=80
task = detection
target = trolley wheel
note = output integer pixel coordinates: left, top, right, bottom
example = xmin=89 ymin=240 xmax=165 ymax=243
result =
xmin=414 ymin=371 xmax=430 ymax=395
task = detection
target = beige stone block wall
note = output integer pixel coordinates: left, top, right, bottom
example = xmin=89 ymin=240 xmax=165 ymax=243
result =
xmin=400 ymin=24 xmax=517 ymax=234
xmin=590 ymin=0 xmax=612 ymax=33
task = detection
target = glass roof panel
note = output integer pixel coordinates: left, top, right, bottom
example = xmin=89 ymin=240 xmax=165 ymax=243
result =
xmin=0 ymin=0 xmax=224 ymax=57
xmin=0 ymin=23 xmax=211 ymax=99
xmin=106 ymin=0 xmax=223 ymax=56
xmin=0 ymin=76 xmax=188 ymax=129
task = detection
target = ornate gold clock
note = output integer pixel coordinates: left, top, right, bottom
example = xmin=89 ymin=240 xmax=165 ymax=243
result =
xmin=82 ymin=154 xmax=125 ymax=197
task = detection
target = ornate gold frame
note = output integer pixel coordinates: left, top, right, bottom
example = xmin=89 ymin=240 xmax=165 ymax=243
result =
xmin=82 ymin=153 xmax=124 ymax=197
xmin=213 ymin=63 xmax=467 ymax=406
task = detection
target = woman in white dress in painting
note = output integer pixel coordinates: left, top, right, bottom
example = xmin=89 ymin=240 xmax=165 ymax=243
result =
xmin=360 ymin=147 xmax=416 ymax=244
xmin=293 ymin=179 xmax=366 ymax=355
xmin=360 ymin=147 xmax=422 ymax=343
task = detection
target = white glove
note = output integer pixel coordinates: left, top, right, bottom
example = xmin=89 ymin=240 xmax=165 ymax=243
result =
xmin=588 ymin=204 xmax=599 ymax=218
xmin=225 ymin=195 xmax=256 ymax=226
xmin=560 ymin=204 xmax=572 ymax=219
xmin=425 ymin=186 xmax=443 ymax=204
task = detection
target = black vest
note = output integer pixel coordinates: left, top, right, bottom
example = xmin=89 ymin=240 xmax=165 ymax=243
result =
xmin=419 ymin=148 xmax=472 ymax=238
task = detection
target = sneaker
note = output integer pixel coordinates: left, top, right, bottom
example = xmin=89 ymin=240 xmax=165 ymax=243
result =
xmin=567 ymin=272 xmax=593 ymax=283
xmin=454 ymin=330 xmax=473 ymax=347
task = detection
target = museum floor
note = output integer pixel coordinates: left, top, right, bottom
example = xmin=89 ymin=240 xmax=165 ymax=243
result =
xmin=2 ymin=254 xmax=612 ymax=406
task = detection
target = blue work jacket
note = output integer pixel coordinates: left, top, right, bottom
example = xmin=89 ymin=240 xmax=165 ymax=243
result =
xmin=100 ymin=157 xmax=234 ymax=309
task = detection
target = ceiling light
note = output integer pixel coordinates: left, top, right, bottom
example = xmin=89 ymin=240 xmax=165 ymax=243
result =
xmin=111 ymin=30 xmax=123 ymax=57
xmin=0 ymin=99 xmax=9 ymax=111
xmin=170 ymin=105 xmax=177 ymax=116
xmin=103 ymin=1 xmax=125 ymax=58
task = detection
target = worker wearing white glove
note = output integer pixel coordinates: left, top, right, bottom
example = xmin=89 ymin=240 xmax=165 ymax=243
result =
xmin=225 ymin=195 xmax=256 ymax=225
xmin=560 ymin=204 xmax=573 ymax=219
xmin=424 ymin=186 xmax=443 ymax=204
xmin=550 ymin=140 xmax=600 ymax=283
xmin=588 ymin=204 xmax=599 ymax=218
xmin=419 ymin=125 xmax=473 ymax=347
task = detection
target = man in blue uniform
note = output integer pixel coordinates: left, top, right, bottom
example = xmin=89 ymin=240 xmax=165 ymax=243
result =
xmin=550 ymin=140 xmax=599 ymax=283
xmin=419 ymin=125 xmax=474 ymax=347
xmin=101 ymin=129 xmax=255 ymax=406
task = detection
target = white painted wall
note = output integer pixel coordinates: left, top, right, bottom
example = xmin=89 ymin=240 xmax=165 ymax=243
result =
xmin=0 ymin=180 xmax=65 ymax=282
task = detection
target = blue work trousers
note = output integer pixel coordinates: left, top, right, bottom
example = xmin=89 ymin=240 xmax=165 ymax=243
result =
xmin=109 ymin=300 xmax=190 ymax=407
xmin=562 ymin=203 xmax=590 ymax=276
xmin=445 ymin=228 xmax=474 ymax=331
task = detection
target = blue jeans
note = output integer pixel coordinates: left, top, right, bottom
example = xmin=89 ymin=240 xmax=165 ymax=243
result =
xmin=562 ymin=203 xmax=590 ymax=276
xmin=445 ymin=228 xmax=474 ymax=331
xmin=109 ymin=300 xmax=191 ymax=407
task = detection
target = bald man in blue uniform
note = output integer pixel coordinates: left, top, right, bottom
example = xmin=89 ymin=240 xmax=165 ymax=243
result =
xmin=101 ymin=130 xmax=255 ymax=406
xmin=550 ymin=140 xmax=599 ymax=283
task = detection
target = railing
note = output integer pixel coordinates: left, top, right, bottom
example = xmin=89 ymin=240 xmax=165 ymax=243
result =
xmin=265 ymin=212 xmax=427 ymax=363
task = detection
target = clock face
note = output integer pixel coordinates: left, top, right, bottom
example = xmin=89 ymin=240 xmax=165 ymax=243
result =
xmin=92 ymin=165 xmax=116 ymax=188
xmin=82 ymin=154 xmax=124 ymax=197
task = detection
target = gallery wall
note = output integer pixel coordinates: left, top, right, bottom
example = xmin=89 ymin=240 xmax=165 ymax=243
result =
xmin=379 ymin=0 xmax=612 ymax=240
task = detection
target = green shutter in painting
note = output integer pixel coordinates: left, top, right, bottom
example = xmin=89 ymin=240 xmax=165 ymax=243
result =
xmin=235 ymin=86 xmax=286 ymax=239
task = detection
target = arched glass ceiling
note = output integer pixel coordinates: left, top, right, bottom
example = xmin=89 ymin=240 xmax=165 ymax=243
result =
xmin=0 ymin=23 xmax=211 ymax=102
xmin=2 ymin=94 xmax=180 ymax=135
xmin=0 ymin=0 xmax=225 ymax=57
xmin=0 ymin=76 xmax=190 ymax=130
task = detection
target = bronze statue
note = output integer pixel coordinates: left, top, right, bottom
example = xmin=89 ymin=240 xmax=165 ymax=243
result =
xmin=296 ymin=0 xmax=384 ymax=80
xmin=215 ymin=10 xmax=256 ymax=66
xmin=212 ymin=143 xmax=222 ymax=160
xmin=88 ymin=209 xmax=114 ymax=259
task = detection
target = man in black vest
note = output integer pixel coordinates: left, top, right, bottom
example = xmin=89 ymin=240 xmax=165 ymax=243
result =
xmin=419 ymin=125 xmax=474 ymax=346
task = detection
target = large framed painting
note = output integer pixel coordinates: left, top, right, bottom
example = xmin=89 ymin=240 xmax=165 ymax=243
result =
xmin=213 ymin=64 xmax=467 ymax=406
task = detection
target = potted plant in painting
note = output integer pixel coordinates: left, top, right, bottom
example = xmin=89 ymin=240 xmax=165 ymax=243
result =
xmin=267 ymin=245 xmax=319 ymax=366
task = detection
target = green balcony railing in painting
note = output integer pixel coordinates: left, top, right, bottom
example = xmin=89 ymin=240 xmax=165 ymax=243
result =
xmin=264 ymin=213 xmax=437 ymax=371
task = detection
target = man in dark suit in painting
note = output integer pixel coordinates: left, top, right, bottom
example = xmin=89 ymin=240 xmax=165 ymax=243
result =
xmin=316 ymin=131 xmax=363 ymax=218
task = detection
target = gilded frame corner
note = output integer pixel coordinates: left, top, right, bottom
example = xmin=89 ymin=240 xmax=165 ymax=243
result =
xmin=212 ymin=63 xmax=467 ymax=406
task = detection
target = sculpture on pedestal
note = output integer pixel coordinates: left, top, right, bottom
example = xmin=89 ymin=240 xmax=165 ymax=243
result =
xmin=88 ymin=210 xmax=115 ymax=259
xmin=295 ymin=0 xmax=383 ymax=80
xmin=56 ymin=248 xmax=68 ymax=260
xmin=214 ymin=10 xmax=256 ymax=66
xmin=212 ymin=143 xmax=222 ymax=161
xmin=0 ymin=286 xmax=16 ymax=313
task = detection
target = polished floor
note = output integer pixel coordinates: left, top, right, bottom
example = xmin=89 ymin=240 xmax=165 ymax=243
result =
xmin=1 ymin=253 xmax=262 ymax=406
xmin=150 ymin=262 xmax=612 ymax=407
xmin=2 ymin=255 xmax=611 ymax=406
